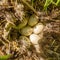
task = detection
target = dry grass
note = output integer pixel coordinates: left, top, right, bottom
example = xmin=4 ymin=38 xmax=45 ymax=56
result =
xmin=0 ymin=0 xmax=60 ymax=60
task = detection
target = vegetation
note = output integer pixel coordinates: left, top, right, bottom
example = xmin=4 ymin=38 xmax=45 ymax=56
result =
xmin=44 ymin=0 xmax=60 ymax=10
xmin=0 ymin=0 xmax=60 ymax=60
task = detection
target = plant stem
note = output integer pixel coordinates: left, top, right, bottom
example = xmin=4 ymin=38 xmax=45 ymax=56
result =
xmin=22 ymin=0 xmax=38 ymax=15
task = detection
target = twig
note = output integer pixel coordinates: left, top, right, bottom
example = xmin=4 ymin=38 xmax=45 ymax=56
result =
xmin=22 ymin=0 xmax=38 ymax=15
xmin=46 ymin=48 xmax=60 ymax=56
xmin=0 ymin=20 xmax=6 ymax=26
xmin=0 ymin=5 xmax=14 ymax=9
xmin=0 ymin=39 xmax=6 ymax=46
xmin=0 ymin=50 xmax=4 ymax=55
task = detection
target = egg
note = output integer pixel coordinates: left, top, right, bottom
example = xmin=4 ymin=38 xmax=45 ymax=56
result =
xmin=28 ymin=15 xmax=39 ymax=26
xmin=19 ymin=36 xmax=31 ymax=47
xmin=33 ymin=23 xmax=44 ymax=34
xmin=29 ymin=34 xmax=40 ymax=44
xmin=17 ymin=18 xmax=28 ymax=29
xmin=20 ymin=26 xmax=33 ymax=36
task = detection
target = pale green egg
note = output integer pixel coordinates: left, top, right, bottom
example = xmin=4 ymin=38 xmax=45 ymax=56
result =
xmin=19 ymin=36 xmax=31 ymax=47
xmin=28 ymin=15 xmax=39 ymax=26
xmin=20 ymin=26 xmax=33 ymax=36
xmin=17 ymin=18 xmax=28 ymax=29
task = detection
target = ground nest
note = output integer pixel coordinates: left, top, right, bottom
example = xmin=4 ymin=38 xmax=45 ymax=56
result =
xmin=0 ymin=0 xmax=60 ymax=60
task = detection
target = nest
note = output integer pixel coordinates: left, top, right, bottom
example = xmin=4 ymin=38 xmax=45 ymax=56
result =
xmin=0 ymin=0 xmax=60 ymax=60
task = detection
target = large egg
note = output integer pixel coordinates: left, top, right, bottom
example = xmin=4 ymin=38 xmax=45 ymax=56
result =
xmin=33 ymin=23 xmax=44 ymax=34
xmin=28 ymin=15 xmax=39 ymax=26
xmin=29 ymin=34 xmax=40 ymax=44
xmin=17 ymin=18 xmax=28 ymax=29
xmin=19 ymin=36 xmax=31 ymax=47
xmin=20 ymin=26 xmax=33 ymax=36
